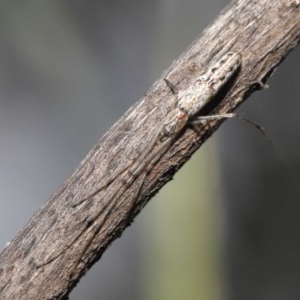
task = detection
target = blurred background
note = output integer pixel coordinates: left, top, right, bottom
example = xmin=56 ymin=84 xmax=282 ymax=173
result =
xmin=0 ymin=1 xmax=299 ymax=299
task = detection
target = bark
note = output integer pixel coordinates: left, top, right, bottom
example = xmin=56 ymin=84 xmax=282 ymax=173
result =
xmin=0 ymin=0 xmax=300 ymax=299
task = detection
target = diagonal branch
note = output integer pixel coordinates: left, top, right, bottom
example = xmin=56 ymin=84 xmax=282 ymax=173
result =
xmin=0 ymin=0 xmax=300 ymax=299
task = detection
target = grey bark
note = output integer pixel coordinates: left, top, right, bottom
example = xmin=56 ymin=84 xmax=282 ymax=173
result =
xmin=0 ymin=0 xmax=300 ymax=299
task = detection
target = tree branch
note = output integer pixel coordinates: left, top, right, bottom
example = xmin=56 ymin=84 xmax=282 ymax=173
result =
xmin=0 ymin=0 xmax=300 ymax=299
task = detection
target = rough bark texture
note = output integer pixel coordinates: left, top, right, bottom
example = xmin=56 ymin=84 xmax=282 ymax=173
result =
xmin=0 ymin=0 xmax=300 ymax=299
